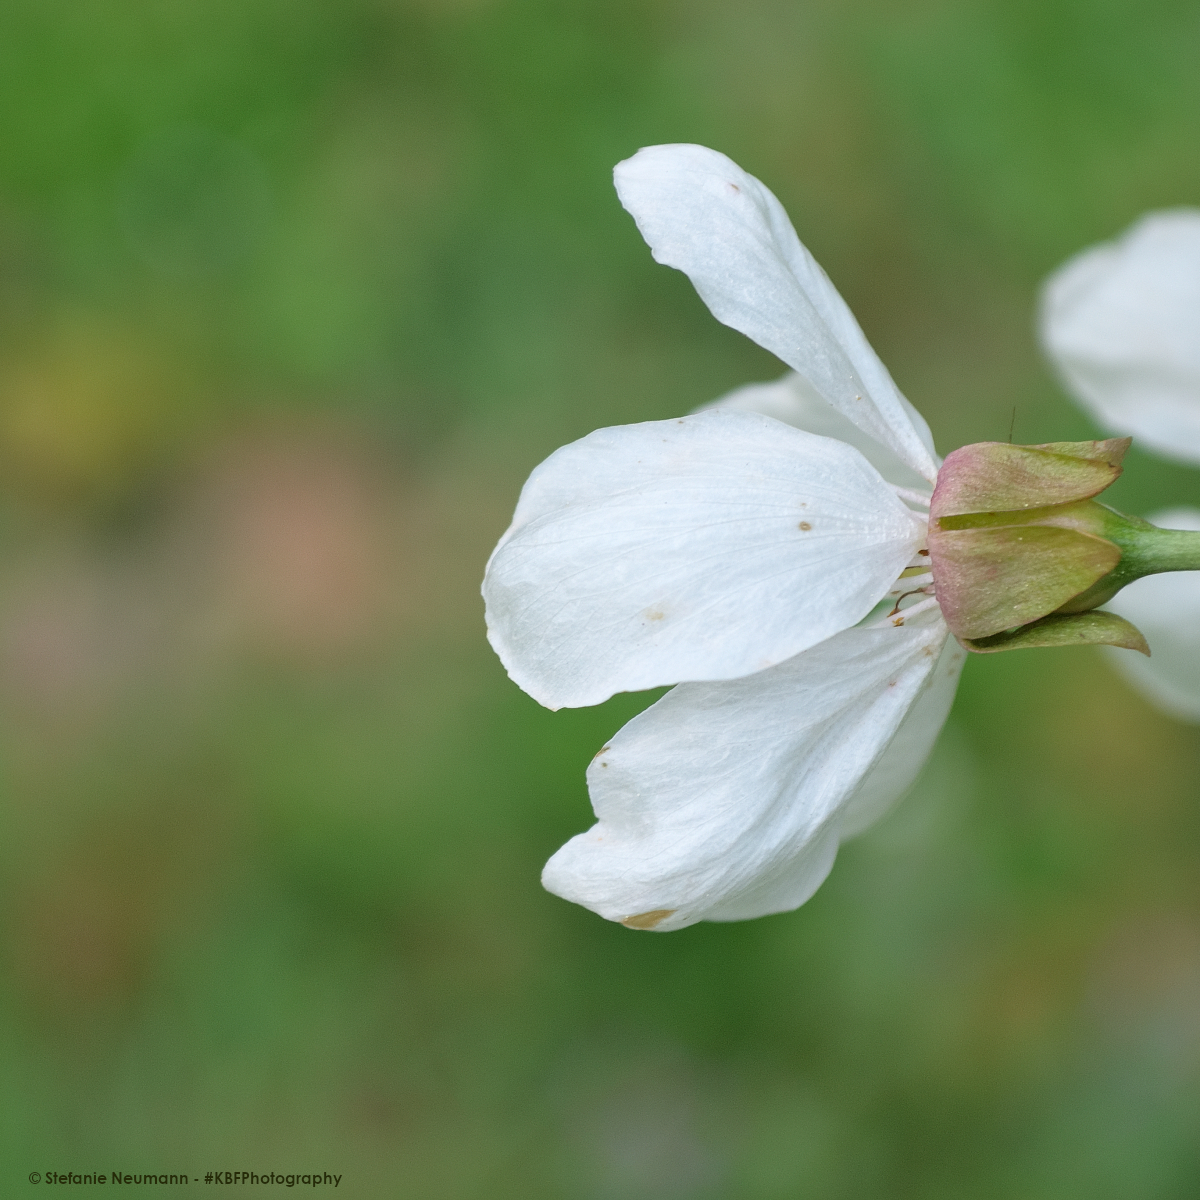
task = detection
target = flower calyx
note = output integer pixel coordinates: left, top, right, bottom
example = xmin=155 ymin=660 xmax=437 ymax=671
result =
xmin=927 ymin=438 xmax=1151 ymax=655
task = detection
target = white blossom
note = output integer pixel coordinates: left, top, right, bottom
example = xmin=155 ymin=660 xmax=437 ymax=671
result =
xmin=1041 ymin=213 xmax=1200 ymax=720
xmin=484 ymin=145 xmax=963 ymax=930
xmin=1040 ymin=210 xmax=1200 ymax=465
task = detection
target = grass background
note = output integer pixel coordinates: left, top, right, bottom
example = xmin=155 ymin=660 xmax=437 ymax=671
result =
xmin=2 ymin=1 xmax=1200 ymax=1196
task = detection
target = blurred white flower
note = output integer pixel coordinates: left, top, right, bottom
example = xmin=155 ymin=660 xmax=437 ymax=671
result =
xmin=1041 ymin=213 xmax=1200 ymax=720
xmin=1040 ymin=210 xmax=1200 ymax=465
xmin=484 ymin=145 xmax=964 ymax=931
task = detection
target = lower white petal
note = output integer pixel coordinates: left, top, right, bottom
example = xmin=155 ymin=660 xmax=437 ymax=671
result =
xmin=836 ymin=633 xmax=966 ymax=838
xmin=1104 ymin=507 xmax=1200 ymax=721
xmin=699 ymin=372 xmax=935 ymax=494
xmin=484 ymin=409 xmax=924 ymax=710
xmin=1040 ymin=211 xmax=1200 ymax=465
xmin=541 ymin=611 xmax=953 ymax=930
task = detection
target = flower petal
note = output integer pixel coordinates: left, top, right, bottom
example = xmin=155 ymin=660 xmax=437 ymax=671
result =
xmin=484 ymin=409 xmax=926 ymax=709
xmin=699 ymin=372 xmax=934 ymax=493
xmin=837 ymin=632 xmax=966 ymax=838
xmin=541 ymin=612 xmax=953 ymax=930
xmin=615 ymin=144 xmax=940 ymax=483
xmin=1104 ymin=507 xmax=1200 ymax=721
xmin=1040 ymin=210 xmax=1200 ymax=465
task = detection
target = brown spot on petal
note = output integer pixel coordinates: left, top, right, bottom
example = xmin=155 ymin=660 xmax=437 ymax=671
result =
xmin=798 ymin=521 xmax=812 ymax=531
xmin=644 ymin=609 xmax=665 ymax=622
xmin=621 ymin=909 xmax=675 ymax=930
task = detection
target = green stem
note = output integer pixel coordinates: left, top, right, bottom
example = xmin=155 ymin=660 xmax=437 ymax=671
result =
xmin=1058 ymin=507 xmax=1200 ymax=613
xmin=1120 ymin=525 xmax=1200 ymax=572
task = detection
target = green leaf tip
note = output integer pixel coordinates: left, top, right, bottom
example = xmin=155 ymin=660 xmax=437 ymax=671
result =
xmin=959 ymin=610 xmax=1150 ymax=656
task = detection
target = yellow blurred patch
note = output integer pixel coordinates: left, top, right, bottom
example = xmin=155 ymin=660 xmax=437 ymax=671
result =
xmin=0 ymin=319 xmax=191 ymax=508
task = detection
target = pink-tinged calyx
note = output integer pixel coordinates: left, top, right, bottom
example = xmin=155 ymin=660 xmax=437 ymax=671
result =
xmin=927 ymin=439 xmax=1133 ymax=644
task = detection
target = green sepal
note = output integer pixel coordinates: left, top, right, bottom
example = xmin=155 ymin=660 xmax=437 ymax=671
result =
xmin=960 ymin=610 xmax=1150 ymax=656
xmin=930 ymin=438 xmax=1130 ymax=519
xmin=929 ymin=524 xmax=1120 ymax=639
xmin=1030 ymin=440 xmax=1131 ymax=468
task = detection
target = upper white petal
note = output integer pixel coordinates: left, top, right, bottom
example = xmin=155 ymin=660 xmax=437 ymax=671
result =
xmin=483 ymin=409 xmax=925 ymax=709
xmin=1040 ymin=210 xmax=1200 ymax=465
xmin=541 ymin=611 xmax=953 ymax=930
xmin=1104 ymin=507 xmax=1200 ymax=721
xmin=699 ymin=372 xmax=935 ymax=494
xmin=614 ymin=144 xmax=939 ymax=483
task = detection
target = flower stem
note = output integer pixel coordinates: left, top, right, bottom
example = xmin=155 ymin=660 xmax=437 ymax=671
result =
xmin=1058 ymin=509 xmax=1200 ymax=613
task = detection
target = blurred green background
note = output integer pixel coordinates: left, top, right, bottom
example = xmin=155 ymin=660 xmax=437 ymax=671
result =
xmin=2 ymin=1 xmax=1200 ymax=1196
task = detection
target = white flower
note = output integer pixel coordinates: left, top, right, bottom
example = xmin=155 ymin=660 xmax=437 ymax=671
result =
xmin=1041 ymin=211 xmax=1200 ymax=720
xmin=1040 ymin=210 xmax=1200 ymax=465
xmin=484 ymin=144 xmax=964 ymax=931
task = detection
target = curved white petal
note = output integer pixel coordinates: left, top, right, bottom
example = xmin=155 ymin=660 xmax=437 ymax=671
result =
xmin=837 ymin=632 xmax=966 ymax=838
xmin=484 ymin=409 xmax=925 ymax=709
xmin=1104 ymin=507 xmax=1200 ymax=721
xmin=541 ymin=612 xmax=953 ymax=930
xmin=614 ymin=144 xmax=939 ymax=484
xmin=699 ymin=372 xmax=934 ymax=494
xmin=1040 ymin=210 xmax=1200 ymax=465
